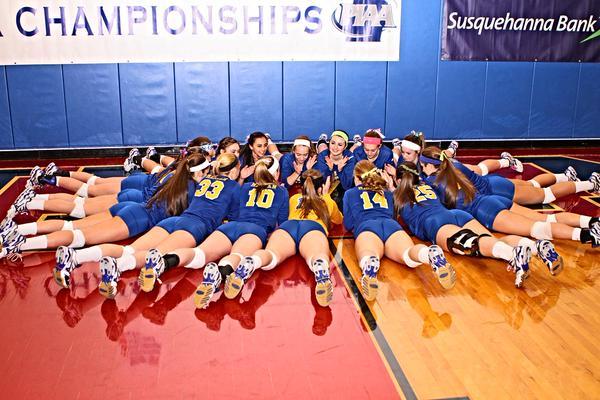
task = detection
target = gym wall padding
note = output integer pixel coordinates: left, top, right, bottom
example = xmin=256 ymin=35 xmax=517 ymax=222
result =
xmin=1 ymin=0 xmax=599 ymax=149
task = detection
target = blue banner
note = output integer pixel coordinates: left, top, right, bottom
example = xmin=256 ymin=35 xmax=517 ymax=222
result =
xmin=442 ymin=0 xmax=600 ymax=62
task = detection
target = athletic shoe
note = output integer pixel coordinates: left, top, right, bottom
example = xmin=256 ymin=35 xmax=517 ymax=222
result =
xmin=54 ymin=246 xmax=78 ymax=289
xmin=501 ymin=152 xmax=524 ymax=173
xmin=589 ymin=172 xmax=600 ymax=194
xmin=123 ymin=148 xmax=140 ymax=175
xmin=43 ymin=162 xmax=59 ymax=177
xmin=508 ymin=246 xmax=531 ymax=288
xmin=0 ymin=229 xmax=25 ymax=260
xmin=360 ymin=255 xmax=380 ymax=301
xmin=391 ymin=138 xmax=401 ymax=148
xmin=318 ymin=133 xmax=328 ymax=142
xmin=145 ymin=146 xmax=157 ymax=160
xmin=590 ymin=222 xmax=600 ymax=248
xmin=138 ymin=248 xmax=165 ymax=292
xmin=0 ymin=217 xmax=17 ymax=235
xmin=353 ymin=134 xmax=362 ymax=145
xmin=26 ymin=166 xmax=44 ymax=189
xmin=98 ymin=257 xmax=121 ymax=299
xmin=428 ymin=245 xmax=456 ymax=290
xmin=224 ymin=256 xmax=257 ymax=299
xmin=312 ymin=259 xmax=333 ymax=307
xmin=10 ymin=187 xmax=35 ymax=215
xmin=564 ymin=166 xmax=579 ymax=182
xmin=193 ymin=262 xmax=222 ymax=309
xmin=535 ymin=240 xmax=563 ymax=276
xmin=447 ymin=140 xmax=459 ymax=156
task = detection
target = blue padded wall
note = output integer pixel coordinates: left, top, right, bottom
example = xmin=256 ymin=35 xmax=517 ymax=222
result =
xmin=229 ymin=62 xmax=283 ymax=141
xmin=283 ymin=62 xmax=335 ymax=140
xmin=574 ymin=63 xmax=600 ymax=138
xmin=63 ymin=64 xmax=122 ymax=146
xmin=175 ymin=62 xmax=230 ymax=142
xmin=0 ymin=67 xmax=13 ymax=149
xmin=119 ymin=63 xmax=177 ymax=145
xmin=335 ymin=62 xmax=387 ymax=136
xmin=6 ymin=65 xmax=69 ymax=148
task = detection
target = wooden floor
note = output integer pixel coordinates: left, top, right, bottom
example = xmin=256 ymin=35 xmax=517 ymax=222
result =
xmin=1 ymin=152 xmax=599 ymax=399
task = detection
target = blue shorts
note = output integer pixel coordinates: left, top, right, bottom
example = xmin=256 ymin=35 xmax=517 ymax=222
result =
xmin=354 ymin=218 xmax=403 ymax=242
xmin=485 ymin=175 xmax=515 ymax=200
xmin=117 ymin=188 xmax=144 ymax=203
xmin=463 ymin=195 xmax=513 ymax=230
xmin=156 ymin=216 xmax=209 ymax=245
xmin=421 ymin=209 xmax=474 ymax=243
xmin=120 ymin=174 xmax=148 ymax=191
xmin=217 ymin=221 xmax=268 ymax=247
xmin=109 ymin=201 xmax=153 ymax=237
xmin=279 ymin=220 xmax=326 ymax=252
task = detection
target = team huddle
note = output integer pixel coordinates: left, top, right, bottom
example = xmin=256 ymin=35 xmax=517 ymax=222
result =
xmin=1 ymin=130 xmax=599 ymax=308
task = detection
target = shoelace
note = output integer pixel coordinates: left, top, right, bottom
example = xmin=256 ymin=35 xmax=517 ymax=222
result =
xmin=315 ymin=269 xmax=330 ymax=283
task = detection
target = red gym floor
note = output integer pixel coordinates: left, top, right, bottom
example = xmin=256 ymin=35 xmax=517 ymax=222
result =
xmin=1 ymin=149 xmax=599 ymax=399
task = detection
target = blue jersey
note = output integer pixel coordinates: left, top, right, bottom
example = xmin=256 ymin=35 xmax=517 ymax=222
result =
xmin=342 ymin=186 xmax=394 ymax=231
xmin=181 ymin=176 xmax=241 ymax=231
xmin=142 ymin=171 xmax=174 ymax=202
xmin=315 ymin=149 xmax=356 ymax=190
xmin=400 ymin=184 xmax=451 ymax=240
xmin=237 ymin=183 xmax=289 ymax=235
xmin=452 ymin=160 xmax=488 ymax=194
xmin=353 ymin=145 xmax=395 ymax=169
xmin=146 ymin=179 xmax=197 ymax=225
xmin=279 ymin=152 xmax=307 ymax=188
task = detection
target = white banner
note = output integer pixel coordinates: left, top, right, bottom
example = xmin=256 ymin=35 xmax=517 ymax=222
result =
xmin=0 ymin=0 xmax=401 ymax=65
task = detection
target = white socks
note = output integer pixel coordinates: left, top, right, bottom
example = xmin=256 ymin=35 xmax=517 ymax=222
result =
xmin=17 ymin=223 xmax=38 ymax=236
xmin=542 ymin=188 xmax=556 ymax=204
xmin=20 ymin=235 xmax=48 ymax=251
xmin=498 ymin=159 xmax=510 ymax=169
xmin=575 ymin=181 xmax=594 ymax=193
xmin=117 ymin=254 xmax=137 ymax=272
xmin=74 ymin=246 xmax=103 ymax=263
xmin=554 ymin=173 xmax=568 ymax=183
xmin=580 ymin=216 xmax=592 ymax=228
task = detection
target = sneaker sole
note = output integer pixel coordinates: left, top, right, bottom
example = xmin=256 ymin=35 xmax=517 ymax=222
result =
xmin=98 ymin=281 xmax=117 ymax=299
xmin=361 ymin=275 xmax=379 ymax=301
xmin=53 ymin=269 xmax=69 ymax=289
xmin=193 ymin=283 xmax=216 ymax=309
xmin=435 ymin=264 xmax=456 ymax=290
xmin=548 ymin=256 xmax=564 ymax=276
xmin=224 ymin=274 xmax=244 ymax=299
xmin=515 ymin=270 xmax=530 ymax=288
xmin=138 ymin=267 xmax=157 ymax=292
xmin=315 ymin=280 xmax=333 ymax=307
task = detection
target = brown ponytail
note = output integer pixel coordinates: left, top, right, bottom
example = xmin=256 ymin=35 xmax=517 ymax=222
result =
xmin=146 ymin=152 xmax=208 ymax=216
xmin=253 ymin=156 xmax=278 ymax=197
xmin=393 ymin=162 xmax=420 ymax=215
xmin=300 ymin=169 xmax=330 ymax=228
xmin=353 ymin=160 xmax=387 ymax=194
xmin=420 ymin=146 xmax=475 ymax=208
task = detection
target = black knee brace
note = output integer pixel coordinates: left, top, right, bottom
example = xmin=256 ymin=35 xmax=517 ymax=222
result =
xmin=446 ymin=229 xmax=481 ymax=257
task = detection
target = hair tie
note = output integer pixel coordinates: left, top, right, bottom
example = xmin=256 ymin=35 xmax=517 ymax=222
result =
xmin=401 ymin=164 xmax=419 ymax=176
xmin=439 ymin=151 xmax=447 ymax=162
xmin=360 ymin=167 xmax=378 ymax=180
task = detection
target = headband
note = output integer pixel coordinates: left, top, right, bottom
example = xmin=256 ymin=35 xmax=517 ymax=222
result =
xmin=360 ymin=167 xmax=378 ymax=180
xmin=331 ymin=130 xmax=349 ymax=144
xmin=293 ymin=139 xmax=311 ymax=148
xmin=401 ymin=140 xmax=421 ymax=151
xmin=419 ymin=155 xmax=442 ymax=165
xmin=256 ymin=157 xmax=280 ymax=176
xmin=400 ymin=164 xmax=419 ymax=176
xmin=190 ymin=159 xmax=211 ymax=172
xmin=363 ymin=136 xmax=382 ymax=145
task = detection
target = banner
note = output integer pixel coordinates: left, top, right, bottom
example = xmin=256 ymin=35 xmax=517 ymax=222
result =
xmin=0 ymin=0 xmax=401 ymax=65
xmin=441 ymin=0 xmax=600 ymax=62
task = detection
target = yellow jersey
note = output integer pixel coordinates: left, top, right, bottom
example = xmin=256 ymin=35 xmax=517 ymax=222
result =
xmin=288 ymin=193 xmax=343 ymax=234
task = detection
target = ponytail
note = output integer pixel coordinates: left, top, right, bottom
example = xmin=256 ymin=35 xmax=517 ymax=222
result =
xmin=420 ymin=146 xmax=475 ymax=208
xmin=253 ymin=156 xmax=279 ymax=197
xmin=353 ymin=160 xmax=387 ymax=194
xmin=147 ymin=153 xmax=208 ymax=216
xmin=214 ymin=153 xmax=239 ymax=176
xmin=300 ymin=169 xmax=330 ymax=228
xmin=393 ymin=162 xmax=420 ymax=215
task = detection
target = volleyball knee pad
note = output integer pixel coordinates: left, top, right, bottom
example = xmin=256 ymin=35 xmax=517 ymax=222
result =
xmin=446 ymin=229 xmax=481 ymax=257
xmin=262 ymin=250 xmax=279 ymax=271
xmin=75 ymin=183 xmax=89 ymax=197
xmin=123 ymin=245 xmax=135 ymax=255
xmin=86 ymin=176 xmax=98 ymax=185
xmin=542 ymin=187 xmax=556 ymax=204
xmin=531 ymin=221 xmax=553 ymax=240
xmin=187 ymin=248 xmax=206 ymax=269
xmin=69 ymin=197 xmax=86 ymax=218
xmin=150 ymin=165 xmax=162 ymax=174
xmin=528 ymin=179 xmax=541 ymax=188
xmin=402 ymin=249 xmax=421 ymax=268
xmin=477 ymin=162 xmax=489 ymax=176
xmin=61 ymin=221 xmax=74 ymax=231
xmin=69 ymin=229 xmax=86 ymax=248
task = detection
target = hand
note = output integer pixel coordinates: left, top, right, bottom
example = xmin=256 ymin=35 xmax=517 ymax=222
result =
xmin=240 ymin=165 xmax=255 ymax=179
xmin=322 ymin=176 xmax=331 ymax=195
xmin=336 ymin=156 xmax=349 ymax=170
xmin=381 ymin=170 xmax=395 ymax=191
xmin=325 ymin=156 xmax=334 ymax=171
xmin=293 ymin=161 xmax=303 ymax=175
xmin=384 ymin=163 xmax=396 ymax=178
xmin=306 ymin=155 xmax=317 ymax=170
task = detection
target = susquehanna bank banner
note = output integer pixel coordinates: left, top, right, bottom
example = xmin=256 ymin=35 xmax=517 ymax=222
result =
xmin=442 ymin=0 xmax=600 ymax=62
xmin=0 ymin=0 xmax=401 ymax=65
